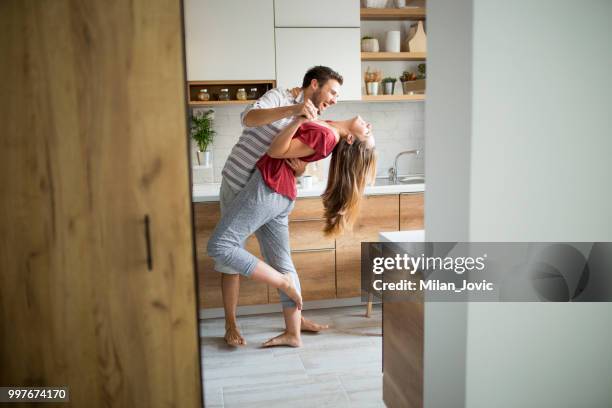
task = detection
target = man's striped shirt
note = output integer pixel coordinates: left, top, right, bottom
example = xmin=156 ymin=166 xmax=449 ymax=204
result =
xmin=222 ymin=88 xmax=302 ymax=191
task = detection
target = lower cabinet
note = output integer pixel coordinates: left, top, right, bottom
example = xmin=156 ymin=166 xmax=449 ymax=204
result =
xmin=194 ymin=202 xmax=268 ymax=309
xmin=269 ymin=249 xmax=336 ymax=302
xmin=194 ymin=193 xmax=423 ymax=309
xmin=336 ymin=195 xmax=400 ymax=298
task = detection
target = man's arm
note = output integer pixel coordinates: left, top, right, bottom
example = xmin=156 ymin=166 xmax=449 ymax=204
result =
xmin=243 ymin=95 xmax=317 ymax=127
xmin=243 ymin=104 xmax=300 ymax=128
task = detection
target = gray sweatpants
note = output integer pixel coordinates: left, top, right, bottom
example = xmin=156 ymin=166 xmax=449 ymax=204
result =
xmin=207 ymin=169 xmax=301 ymax=308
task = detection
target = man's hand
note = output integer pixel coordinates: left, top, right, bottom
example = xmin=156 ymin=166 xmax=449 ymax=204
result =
xmin=285 ymin=158 xmax=308 ymax=177
xmin=293 ymin=99 xmax=318 ymax=121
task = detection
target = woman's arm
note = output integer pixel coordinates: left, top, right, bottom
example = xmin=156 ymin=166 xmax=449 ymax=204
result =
xmin=267 ymin=117 xmax=315 ymax=159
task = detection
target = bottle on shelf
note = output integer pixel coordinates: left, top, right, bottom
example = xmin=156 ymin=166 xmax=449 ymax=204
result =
xmin=247 ymin=87 xmax=258 ymax=100
xmin=236 ymin=88 xmax=247 ymax=101
xmin=218 ymin=88 xmax=230 ymax=101
xmin=197 ymin=89 xmax=210 ymax=101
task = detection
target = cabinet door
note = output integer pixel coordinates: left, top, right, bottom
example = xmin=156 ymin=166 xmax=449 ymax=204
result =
xmin=0 ymin=1 xmax=201 ymax=406
xmin=275 ymin=28 xmax=361 ymax=101
xmin=274 ymin=0 xmax=359 ymax=28
xmin=194 ymin=203 xmax=268 ymax=308
xmin=269 ymin=250 xmax=336 ymax=302
xmin=400 ymin=192 xmax=424 ymax=230
xmin=184 ymin=0 xmax=275 ymax=80
xmin=336 ymin=195 xmax=400 ymax=297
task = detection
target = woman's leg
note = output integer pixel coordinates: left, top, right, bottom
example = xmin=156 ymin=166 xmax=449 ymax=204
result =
xmin=253 ymin=208 xmax=303 ymax=347
xmin=207 ymin=170 xmax=302 ymax=308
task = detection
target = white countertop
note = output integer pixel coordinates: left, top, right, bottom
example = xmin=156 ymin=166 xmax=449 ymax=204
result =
xmin=192 ymin=181 xmax=425 ymax=202
xmin=379 ymin=230 xmax=425 ymax=242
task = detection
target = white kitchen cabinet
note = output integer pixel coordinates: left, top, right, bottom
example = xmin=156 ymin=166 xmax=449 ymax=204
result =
xmin=274 ymin=0 xmax=360 ymax=28
xmin=275 ymin=28 xmax=361 ymax=101
xmin=183 ymin=0 xmax=275 ymax=80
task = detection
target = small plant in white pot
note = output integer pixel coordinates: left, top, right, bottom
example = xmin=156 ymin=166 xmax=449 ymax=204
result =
xmin=364 ymin=68 xmax=382 ymax=96
xmin=382 ymin=77 xmax=397 ymax=95
xmin=361 ymin=36 xmax=379 ymax=52
xmin=191 ymin=109 xmax=216 ymax=168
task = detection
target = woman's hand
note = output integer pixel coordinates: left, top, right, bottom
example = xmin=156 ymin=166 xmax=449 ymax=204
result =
xmin=285 ymin=158 xmax=308 ymax=176
xmin=293 ymin=99 xmax=318 ymax=121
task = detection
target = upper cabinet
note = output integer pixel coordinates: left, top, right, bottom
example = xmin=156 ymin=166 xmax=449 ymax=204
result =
xmin=183 ymin=0 xmax=275 ymax=81
xmin=274 ymin=0 xmax=359 ymax=27
xmin=275 ymin=28 xmax=361 ymax=101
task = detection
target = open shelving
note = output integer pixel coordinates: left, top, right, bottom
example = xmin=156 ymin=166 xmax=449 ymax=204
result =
xmin=360 ymin=7 xmax=426 ymax=21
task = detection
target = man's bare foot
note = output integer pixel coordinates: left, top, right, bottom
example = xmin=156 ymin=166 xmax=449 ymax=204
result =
xmin=301 ymin=317 xmax=329 ymax=332
xmin=279 ymin=274 xmax=303 ymax=309
xmin=262 ymin=331 xmax=302 ymax=348
xmin=224 ymin=325 xmax=246 ymax=347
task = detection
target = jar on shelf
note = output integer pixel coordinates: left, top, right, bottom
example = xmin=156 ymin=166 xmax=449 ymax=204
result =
xmin=196 ymin=88 xmax=210 ymax=101
xmin=247 ymin=87 xmax=258 ymax=100
xmin=236 ymin=88 xmax=247 ymax=101
xmin=218 ymin=88 xmax=230 ymax=101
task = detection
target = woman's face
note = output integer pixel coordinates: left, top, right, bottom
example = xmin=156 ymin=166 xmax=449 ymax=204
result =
xmin=349 ymin=116 xmax=375 ymax=148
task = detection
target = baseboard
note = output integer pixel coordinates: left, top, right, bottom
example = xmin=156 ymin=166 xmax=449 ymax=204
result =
xmin=199 ymin=296 xmax=381 ymax=320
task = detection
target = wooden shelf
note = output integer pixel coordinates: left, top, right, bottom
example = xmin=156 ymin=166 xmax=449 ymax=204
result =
xmin=189 ymin=100 xmax=252 ymax=106
xmin=187 ymin=80 xmax=275 ymax=106
xmin=360 ymin=7 xmax=426 ymax=21
xmin=362 ymin=94 xmax=425 ymax=102
xmin=361 ymin=52 xmax=426 ymax=61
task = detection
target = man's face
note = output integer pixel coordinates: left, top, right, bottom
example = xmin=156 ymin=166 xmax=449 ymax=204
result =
xmin=310 ymin=79 xmax=341 ymax=114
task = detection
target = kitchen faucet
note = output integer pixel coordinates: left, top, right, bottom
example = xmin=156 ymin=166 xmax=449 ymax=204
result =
xmin=388 ymin=149 xmax=421 ymax=184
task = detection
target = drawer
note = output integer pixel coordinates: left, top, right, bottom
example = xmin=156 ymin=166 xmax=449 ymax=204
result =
xmin=289 ymin=219 xmax=335 ymax=251
xmin=290 ymin=197 xmax=325 ymax=221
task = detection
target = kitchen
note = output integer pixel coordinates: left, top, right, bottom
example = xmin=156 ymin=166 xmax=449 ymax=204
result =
xmin=187 ymin=1 xmax=426 ymax=406
xmin=3 ymin=1 xmax=611 ymax=407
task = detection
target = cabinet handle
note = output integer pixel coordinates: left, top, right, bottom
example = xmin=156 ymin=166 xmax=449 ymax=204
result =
xmin=144 ymin=215 xmax=153 ymax=271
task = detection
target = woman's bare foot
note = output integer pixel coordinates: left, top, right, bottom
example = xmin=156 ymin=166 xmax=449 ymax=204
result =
xmin=279 ymin=274 xmax=303 ymax=309
xmin=262 ymin=331 xmax=302 ymax=348
xmin=224 ymin=325 xmax=246 ymax=347
xmin=301 ymin=317 xmax=329 ymax=332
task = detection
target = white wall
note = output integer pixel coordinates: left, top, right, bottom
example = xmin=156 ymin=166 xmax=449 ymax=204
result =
xmin=192 ymin=101 xmax=425 ymax=184
xmin=426 ymin=0 xmax=612 ymax=407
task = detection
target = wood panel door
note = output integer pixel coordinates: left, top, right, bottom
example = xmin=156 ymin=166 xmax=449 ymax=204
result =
xmin=336 ymin=195 xmax=400 ymax=297
xmin=0 ymin=2 xmax=202 ymax=407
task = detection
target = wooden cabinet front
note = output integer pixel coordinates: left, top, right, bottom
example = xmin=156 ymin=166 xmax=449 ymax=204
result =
xmin=194 ymin=202 xmax=268 ymax=308
xmin=336 ymin=195 xmax=400 ymax=297
xmin=400 ymin=192 xmax=424 ymax=231
xmin=269 ymin=249 xmax=336 ymax=302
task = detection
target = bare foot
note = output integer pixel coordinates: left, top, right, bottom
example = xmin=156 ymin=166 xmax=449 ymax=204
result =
xmin=262 ymin=331 xmax=302 ymax=348
xmin=279 ymin=274 xmax=303 ymax=309
xmin=224 ymin=325 xmax=246 ymax=347
xmin=301 ymin=317 xmax=329 ymax=332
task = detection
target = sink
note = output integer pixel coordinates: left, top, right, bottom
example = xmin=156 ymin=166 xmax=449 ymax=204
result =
xmin=374 ymin=176 xmax=425 ymax=186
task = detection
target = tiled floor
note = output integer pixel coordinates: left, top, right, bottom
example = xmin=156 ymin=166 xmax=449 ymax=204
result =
xmin=199 ymin=305 xmax=384 ymax=408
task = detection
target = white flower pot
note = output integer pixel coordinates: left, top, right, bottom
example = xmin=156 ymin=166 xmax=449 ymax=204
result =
xmin=365 ymin=82 xmax=379 ymax=96
xmin=383 ymin=82 xmax=395 ymax=95
xmin=361 ymin=38 xmax=380 ymax=53
xmin=196 ymin=150 xmax=213 ymax=168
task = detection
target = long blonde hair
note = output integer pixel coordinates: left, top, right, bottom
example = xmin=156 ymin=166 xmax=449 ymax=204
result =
xmin=322 ymin=139 xmax=377 ymax=237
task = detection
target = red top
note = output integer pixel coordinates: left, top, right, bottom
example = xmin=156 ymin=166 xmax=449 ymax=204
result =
xmin=256 ymin=121 xmax=338 ymax=200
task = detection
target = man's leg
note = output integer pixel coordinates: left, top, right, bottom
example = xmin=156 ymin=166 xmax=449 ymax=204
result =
xmin=221 ymin=273 xmax=244 ymax=345
xmin=217 ymin=179 xmax=246 ymax=346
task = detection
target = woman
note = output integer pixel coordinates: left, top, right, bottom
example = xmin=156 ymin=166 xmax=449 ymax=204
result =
xmin=207 ymin=114 xmax=376 ymax=347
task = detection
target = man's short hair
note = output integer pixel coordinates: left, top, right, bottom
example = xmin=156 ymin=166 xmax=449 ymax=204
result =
xmin=302 ymin=66 xmax=344 ymax=88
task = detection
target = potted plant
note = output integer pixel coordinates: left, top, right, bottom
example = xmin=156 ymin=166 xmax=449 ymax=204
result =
xmin=382 ymin=77 xmax=397 ymax=95
xmin=400 ymin=64 xmax=426 ymax=95
xmin=191 ymin=109 xmax=216 ymax=167
xmin=364 ymin=68 xmax=382 ymax=96
xmin=361 ymin=36 xmax=379 ymax=52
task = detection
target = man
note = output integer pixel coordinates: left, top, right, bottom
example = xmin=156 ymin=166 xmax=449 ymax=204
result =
xmin=216 ymin=65 xmax=343 ymax=346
